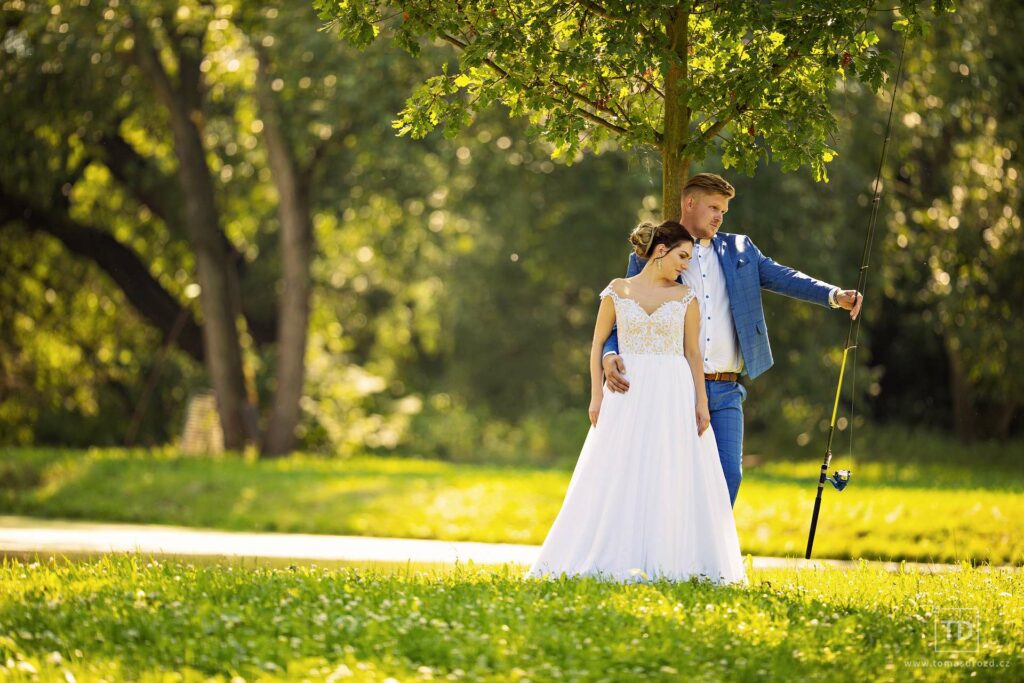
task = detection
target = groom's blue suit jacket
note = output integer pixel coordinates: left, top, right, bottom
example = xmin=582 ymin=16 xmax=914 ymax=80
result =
xmin=602 ymin=232 xmax=837 ymax=380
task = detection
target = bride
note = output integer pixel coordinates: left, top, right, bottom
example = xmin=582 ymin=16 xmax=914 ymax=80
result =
xmin=525 ymin=220 xmax=746 ymax=584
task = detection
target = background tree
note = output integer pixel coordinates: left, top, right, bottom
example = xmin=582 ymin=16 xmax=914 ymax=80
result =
xmin=128 ymin=3 xmax=256 ymax=449
xmin=0 ymin=0 xmax=434 ymax=455
xmin=875 ymin=0 xmax=1023 ymax=441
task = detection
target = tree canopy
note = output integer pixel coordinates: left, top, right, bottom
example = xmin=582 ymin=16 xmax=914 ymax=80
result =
xmin=315 ymin=0 xmax=951 ymax=216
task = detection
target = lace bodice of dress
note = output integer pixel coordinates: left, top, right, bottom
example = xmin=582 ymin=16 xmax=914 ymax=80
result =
xmin=601 ymin=281 xmax=695 ymax=356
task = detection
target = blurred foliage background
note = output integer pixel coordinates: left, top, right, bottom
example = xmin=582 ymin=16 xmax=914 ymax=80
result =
xmin=0 ymin=0 xmax=1020 ymax=465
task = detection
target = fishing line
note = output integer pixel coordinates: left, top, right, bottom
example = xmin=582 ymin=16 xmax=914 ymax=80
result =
xmin=805 ymin=32 xmax=910 ymax=560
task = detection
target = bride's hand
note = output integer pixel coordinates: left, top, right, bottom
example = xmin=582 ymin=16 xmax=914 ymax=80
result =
xmin=696 ymin=401 xmax=710 ymax=436
xmin=588 ymin=396 xmax=602 ymax=426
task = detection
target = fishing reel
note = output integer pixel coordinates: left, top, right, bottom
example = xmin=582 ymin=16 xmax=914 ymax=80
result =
xmin=826 ymin=469 xmax=852 ymax=491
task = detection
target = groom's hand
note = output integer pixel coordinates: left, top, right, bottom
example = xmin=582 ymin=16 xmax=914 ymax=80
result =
xmin=602 ymin=354 xmax=630 ymax=393
xmin=836 ymin=290 xmax=863 ymax=320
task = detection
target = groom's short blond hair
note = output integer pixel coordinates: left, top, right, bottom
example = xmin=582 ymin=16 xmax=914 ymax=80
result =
xmin=683 ymin=173 xmax=735 ymax=199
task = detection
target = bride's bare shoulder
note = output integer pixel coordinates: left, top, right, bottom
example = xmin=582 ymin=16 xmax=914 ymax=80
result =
xmin=670 ymin=282 xmax=693 ymax=300
xmin=607 ymin=277 xmax=630 ymax=294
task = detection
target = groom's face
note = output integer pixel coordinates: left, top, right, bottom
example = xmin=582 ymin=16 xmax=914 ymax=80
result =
xmin=682 ymin=192 xmax=731 ymax=239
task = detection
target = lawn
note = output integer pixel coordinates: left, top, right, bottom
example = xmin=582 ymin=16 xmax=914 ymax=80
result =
xmin=2 ymin=436 xmax=1022 ymax=565
xmin=0 ymin=555 xmax=1020 ymax=681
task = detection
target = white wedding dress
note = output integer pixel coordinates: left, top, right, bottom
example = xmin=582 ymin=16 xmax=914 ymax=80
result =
xmin=525 ymin=282 xmax=746 ymax=584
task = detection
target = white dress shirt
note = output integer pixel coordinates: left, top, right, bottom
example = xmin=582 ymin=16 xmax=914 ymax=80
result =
xmin=682 ymin=239 xmax=744 ymax=374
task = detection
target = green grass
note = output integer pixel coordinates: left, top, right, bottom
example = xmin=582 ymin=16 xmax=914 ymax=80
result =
xmin=2 ymin=436 xmax=1022 ymax=565
xmin=0 ymin=555 xmax=1021 ymax=681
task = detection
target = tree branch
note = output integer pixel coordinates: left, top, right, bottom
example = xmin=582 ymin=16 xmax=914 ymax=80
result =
xmin=439 ymin=32 xmax=633 ymax=136
xmin=98 ymin=132 xmax=185 ymax=234
xmin=692 ymin=48 xmax=805 ymax=147
xmin=0 ymin=187 xmax=206 ymax=363
xmin=128 ymin=10 xmax=179 ymax=113
xmin=95 ymin=132 xmax=278 ymax=348
xmin=577 ymin=0 xmax=655 ymax=39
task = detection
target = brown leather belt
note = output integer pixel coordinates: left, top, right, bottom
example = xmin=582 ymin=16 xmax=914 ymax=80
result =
xmin=704 ymin=372 xmax=740 ymax=382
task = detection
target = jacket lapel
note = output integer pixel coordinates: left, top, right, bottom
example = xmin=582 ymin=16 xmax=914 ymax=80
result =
xmin=714 ymin=234 xmax=740 ymax=315
xmin=714 ymin=234 xmax=734 ymax=283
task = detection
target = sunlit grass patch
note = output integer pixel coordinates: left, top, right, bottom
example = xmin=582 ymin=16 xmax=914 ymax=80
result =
xmin=0 ymin=555 xmax=1021 ymax=681
xmin=3 ymin=445 xmax=1022 ymax=564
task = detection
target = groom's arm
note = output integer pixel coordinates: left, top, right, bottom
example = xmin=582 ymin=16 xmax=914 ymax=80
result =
xmin=601 ymin=325 xmax=620 ymax=357
xmin=751 ymin=238 xmax=837 ymax=308
xmin=601 ymin=253 xmax=645 ymax=356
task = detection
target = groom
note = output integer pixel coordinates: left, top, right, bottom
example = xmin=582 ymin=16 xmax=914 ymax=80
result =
xmin=602 ymin=173 xmax=862 ymax=507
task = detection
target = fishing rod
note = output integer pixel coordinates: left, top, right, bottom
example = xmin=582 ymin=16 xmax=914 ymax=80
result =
xmin=804 ymin=34 xmax=909 ymax=560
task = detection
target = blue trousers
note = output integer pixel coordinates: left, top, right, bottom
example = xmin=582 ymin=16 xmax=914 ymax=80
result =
xmin=705 ymin=380 xmax=746 ymax=507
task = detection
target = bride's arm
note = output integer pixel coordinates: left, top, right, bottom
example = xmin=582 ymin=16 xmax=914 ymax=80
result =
xmin=683 ymin=297 xmax=711 ymax=435
xmin=589 ymin=296 xmax=616 ymax=426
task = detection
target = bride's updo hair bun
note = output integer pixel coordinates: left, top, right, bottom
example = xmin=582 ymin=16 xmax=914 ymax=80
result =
xmin=629 ymin=220 xmax=693 ymax=258
xmin=628 ymin=222 xmax=657 ymax=257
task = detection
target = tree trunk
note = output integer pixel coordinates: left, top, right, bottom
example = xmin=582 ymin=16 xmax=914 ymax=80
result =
xmin=131 ymin=14 xmax=252 ymax=450
xmin=943 ymin=332 xmax=976 ymax=443
xmin=994 ymin=400 xmax=1017 ymax=441
xmin=661 ymin=6 xmax=691 ymax=221
xmin=254 ymin=48 xmax=313 ymax=458
xmin=663 ymin=154 xmax=691 ymax=221
xmin=97 ymin=133 xmax=279 ymax=351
